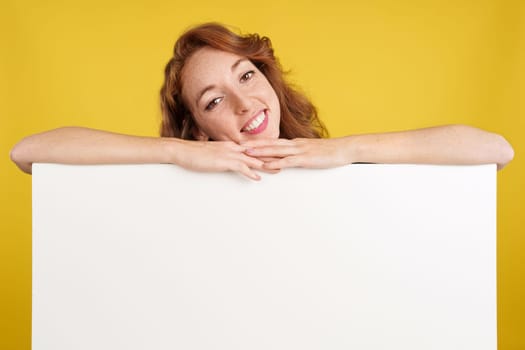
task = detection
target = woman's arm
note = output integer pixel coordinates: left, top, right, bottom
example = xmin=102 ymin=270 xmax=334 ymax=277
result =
xmin=242 ymin=125 xmax=514 ymax=170
xmin=10 ymin=127 xmax=265 ymax=180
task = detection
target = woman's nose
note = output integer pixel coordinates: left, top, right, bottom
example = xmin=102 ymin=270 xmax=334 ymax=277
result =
xmin=232 ymin=90 xmax=253 ymax=114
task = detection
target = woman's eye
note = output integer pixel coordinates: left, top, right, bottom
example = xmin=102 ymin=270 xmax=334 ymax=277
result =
xmin=205 ymin=97 xmax=223 ymax=111
xmin=240 ymin=70 xmax=255 ymax=82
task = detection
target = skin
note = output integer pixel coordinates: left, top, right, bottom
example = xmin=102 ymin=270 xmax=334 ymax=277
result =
xmin=9 ymin=47 xmax=515 ymax=179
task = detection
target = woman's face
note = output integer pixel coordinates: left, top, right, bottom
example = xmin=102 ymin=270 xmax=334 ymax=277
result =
xmin=181 ymin=47 xmax=281 ymax=142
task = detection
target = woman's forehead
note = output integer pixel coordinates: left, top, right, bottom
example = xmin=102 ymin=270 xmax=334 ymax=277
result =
xmin=183 ymin=48 xmax=249 ymax=79
xmin=181 ymin=47 xmax=251 ymax=101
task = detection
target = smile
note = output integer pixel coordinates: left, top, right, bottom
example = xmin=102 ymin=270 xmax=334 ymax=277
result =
xmin=241 ymin=110 xmax=269 ymax=135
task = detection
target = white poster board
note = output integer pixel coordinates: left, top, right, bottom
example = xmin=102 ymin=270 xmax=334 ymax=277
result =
xmin=32 ymin=164 xmax=496 ymax=350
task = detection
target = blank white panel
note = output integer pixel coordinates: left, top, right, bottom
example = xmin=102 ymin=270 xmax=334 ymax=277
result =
xmin=32 ymin=164 xmax=496 ymax=350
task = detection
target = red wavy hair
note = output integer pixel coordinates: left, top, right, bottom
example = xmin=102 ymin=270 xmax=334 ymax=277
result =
xmin=160 ymin=23 xmax=328 ymax=140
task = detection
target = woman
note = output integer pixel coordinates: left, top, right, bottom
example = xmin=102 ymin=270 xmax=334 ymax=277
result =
xmin=10 ymin=23 xmax=514 ymax=179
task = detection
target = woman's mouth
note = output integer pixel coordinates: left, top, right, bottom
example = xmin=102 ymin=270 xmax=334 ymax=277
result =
xmin=241 ymin=110 xmax=269 ymax=135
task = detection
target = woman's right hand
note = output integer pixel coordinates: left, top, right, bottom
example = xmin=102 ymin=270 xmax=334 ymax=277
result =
xmin=10 ymin=127 xmax=266 ymax=179
xmin=10 ymin=127 xmax=277 ymax=180
xmin=169 ymin=139 xmax=268 ymax=181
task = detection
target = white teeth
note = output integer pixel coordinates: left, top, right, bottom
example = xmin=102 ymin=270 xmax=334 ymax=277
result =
xmin=244 ymin=112 xmax=265 ymax=131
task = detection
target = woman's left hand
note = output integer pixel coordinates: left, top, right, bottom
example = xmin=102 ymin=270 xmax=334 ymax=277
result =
xmin=241 ymin=138 xmax=352 ymax=170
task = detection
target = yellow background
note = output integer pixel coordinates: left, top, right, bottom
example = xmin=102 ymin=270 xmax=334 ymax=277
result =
xmin=1 ymin=0 xmax=523 ymax=348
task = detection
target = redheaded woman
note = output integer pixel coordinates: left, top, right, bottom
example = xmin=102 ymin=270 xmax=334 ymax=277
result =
xmin=11 ymin=23 xmax=514 ymax=179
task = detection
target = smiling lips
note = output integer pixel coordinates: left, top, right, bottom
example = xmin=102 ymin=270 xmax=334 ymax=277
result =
xmin=241 ymin=110 xmax=269 ymax=135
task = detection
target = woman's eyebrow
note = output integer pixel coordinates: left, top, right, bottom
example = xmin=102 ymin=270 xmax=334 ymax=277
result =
xmin=196 ymin=58 xmax=249 ymax=105
xmin=231 ymin=58 xmax=248 ymax=71
xmin=197 ymin=85 xmax=216 ymax=105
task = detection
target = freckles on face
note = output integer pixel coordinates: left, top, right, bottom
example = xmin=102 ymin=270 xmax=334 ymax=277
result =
xmin=180 ymin=47 xmax=281 ymax=142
